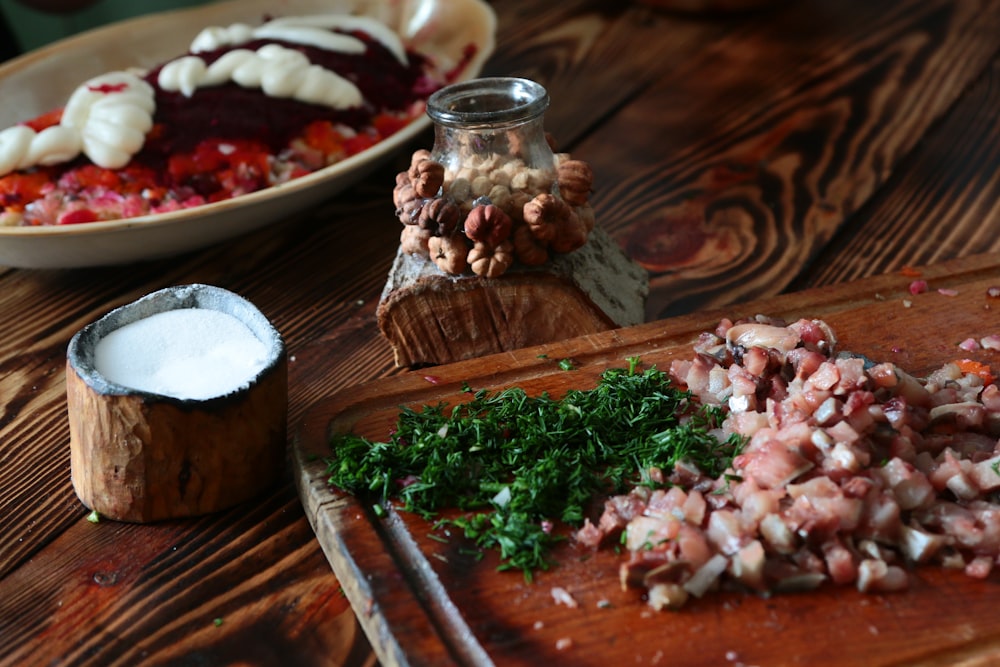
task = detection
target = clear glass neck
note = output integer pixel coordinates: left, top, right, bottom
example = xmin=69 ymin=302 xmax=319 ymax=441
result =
xmin=427 ymin=77 xmax=550 ymax=130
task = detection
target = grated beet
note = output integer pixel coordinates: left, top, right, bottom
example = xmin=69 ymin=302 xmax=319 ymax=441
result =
xmin=140 ymin=32 xmax=430 ymax=160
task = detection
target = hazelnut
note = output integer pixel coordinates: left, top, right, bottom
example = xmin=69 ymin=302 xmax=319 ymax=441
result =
xmin=512 ymin=223 xmax=548 ymax=266
xmin=471 ymin=175 xmax=493 ymax=198
xmin=446 ymin=177 xmax=472 ymax=203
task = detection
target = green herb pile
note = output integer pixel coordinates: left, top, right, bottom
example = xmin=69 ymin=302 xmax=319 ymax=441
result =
xmin=325 ymin=357 xmax=744 ymax=579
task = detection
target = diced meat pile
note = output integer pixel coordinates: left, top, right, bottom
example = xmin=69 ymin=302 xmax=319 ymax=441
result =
xmin=575 ymin=316 xmax=1000 ymax=610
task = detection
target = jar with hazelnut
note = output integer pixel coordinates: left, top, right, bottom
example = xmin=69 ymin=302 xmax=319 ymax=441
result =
xmin=425 ymin=77 xmax=558 ymax=222
xmin=393 ymin=77 xmax=595 ymax=277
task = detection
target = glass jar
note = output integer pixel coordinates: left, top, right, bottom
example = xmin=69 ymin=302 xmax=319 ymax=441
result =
xmin=393 ymin=77 xmax=594 ymax=277
xmin=425 ymin=77 xmax=558 ymax=220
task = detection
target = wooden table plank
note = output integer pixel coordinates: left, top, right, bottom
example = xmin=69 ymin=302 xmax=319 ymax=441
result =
xmin=3 ymin=0 xmax=1000 ymax=665
xmin=0 ymin=482 xmax=370 ymax=666
xmin=566 ymin=0 xmax=1000 ymax=319
xmin=482 ymin=0 xmax=734 ymax=149
xmin=798 ymin=55 xmax=1000 ymax=289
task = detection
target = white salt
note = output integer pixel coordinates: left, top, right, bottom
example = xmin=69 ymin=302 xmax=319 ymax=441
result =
xmin=94 ymin=308 xmax=270 ymax=400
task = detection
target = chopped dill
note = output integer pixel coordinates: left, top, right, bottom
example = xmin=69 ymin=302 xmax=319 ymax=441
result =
xmin=325 ymin=357 xmax=744 ymax=579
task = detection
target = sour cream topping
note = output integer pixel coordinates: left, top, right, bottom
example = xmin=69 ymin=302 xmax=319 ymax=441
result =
xmin=0 ymin=71 xmax=154 ymax=176
xmin=189 ymin=14 xmax=407 ymax=65
xmin=158 ymin=44 xmax=363 ymax=108
xmin=158 ymin=14 xmax=405 ymax=106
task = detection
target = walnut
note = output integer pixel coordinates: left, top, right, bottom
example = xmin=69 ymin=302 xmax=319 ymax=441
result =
xmin=418 ymin=197 xmax=461 ymax=237
xmin=557 ymin=159 xmax=593 ymax=207
xmin=393 ymin=178 xmax=416 ymax=211
xmin=464 ymin=204 xmax=513 ymax=247
xmin=468 ymin=240 xmax=514 ymax=278
xmin=512 ymin=223 xmax=548 ymax=266
xmin=576 ymin=203 xmax=596 ymax=232
xmin=409 ymin=148 xmax=431 ymax=168
xmin=522 ymin=193 xmax=571 ymax=243
xmin=410 ymin=159 xmax=445 ymax=198
xmin=551 ymin=209 xmax=588 ymax=254
xmin=400 ymin=225 xmax=432 ymax=256
xmin=428 ymin=234 xmax=469 ymax=274
xmin=508 ymin=191 xmax=532 ymax=224
xmin=397 ymin=196 xmax=424 ymax=225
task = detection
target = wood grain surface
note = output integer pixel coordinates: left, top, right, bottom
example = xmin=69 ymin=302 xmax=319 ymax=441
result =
xmin=295 ymin=253 xmax=1000 ymax=667
xmin=3 ymin=0 xmax=1000 ymax=665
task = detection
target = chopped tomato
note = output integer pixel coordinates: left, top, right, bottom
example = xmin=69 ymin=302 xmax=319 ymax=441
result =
xmin=117 ymin=164 xmax=161 ymax=195
xmin=146 ymin=123 xmax=168 ymax=143
xmin=190 ymin=148 xmax=226 ymax=173
xmin=167 ymin=138 xmax=270 ymax=192
xmin=23 ymin=108 xmax=64 ymax=132
xmin=286 ymin=165 xmax=312 ymax=180
xmin=302 ymin=120 xmax=346 ymax=155
xmin=343 ymin=133 xmax=377 ymax=156
xmin=207 ymin=189 xmax=233 ymax=203
xmin=71 ymin=164 xmax=122 ymax=190
xmin=955 ymin=359 xmax=995 ymax=385
xmin=58 ymin=208 xmax=99 ymax=225
xmin=372 ymin=113 xmax=411 ymax=138
xmin=0 ymin=171 xmax=52 ymax=211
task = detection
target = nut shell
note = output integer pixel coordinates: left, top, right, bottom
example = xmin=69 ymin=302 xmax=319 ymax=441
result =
xmin=411 ymin=159 xmax=445 ymax=198
xmin=557 ymin=159 xmax=594 ymax=207
xmin=464 ymin=204 xmax=513 ymax=247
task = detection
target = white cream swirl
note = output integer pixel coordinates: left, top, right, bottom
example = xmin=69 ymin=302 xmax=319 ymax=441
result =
xmin=161 ymin=14 xmax=405 ymax=108
xmin=0 ymin=71 xmax=154 ymax=176
xmin=158 ymin=44 xmax=363 ymax=109
xmin=0 ymin=125 xmax=80 ymax=175
xmin=189 ymin=22 xmax=256 ymax=53
xmin=61 ymin=72 xmax=156 ymax=169
xmin=189 ymin=14 xmax=407 ymax=65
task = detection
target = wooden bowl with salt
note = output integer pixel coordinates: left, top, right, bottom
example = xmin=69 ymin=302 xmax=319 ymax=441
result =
xmin=66 ymin=284 xmax=287 ymax=523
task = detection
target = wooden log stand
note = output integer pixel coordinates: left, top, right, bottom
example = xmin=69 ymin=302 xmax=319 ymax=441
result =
xmin=377 ymin=225 xmax=649 ymax=367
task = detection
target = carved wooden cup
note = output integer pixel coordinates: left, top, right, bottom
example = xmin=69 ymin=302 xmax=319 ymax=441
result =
xmin=66 ymin=284 xmax=287 ymax=523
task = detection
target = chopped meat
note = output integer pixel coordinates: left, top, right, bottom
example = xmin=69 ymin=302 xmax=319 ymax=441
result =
xmin=575 ymin=316 xmax=1000 ymax=609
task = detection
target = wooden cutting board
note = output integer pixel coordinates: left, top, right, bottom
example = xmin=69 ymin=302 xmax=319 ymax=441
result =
xmin=293 ymin=253 xmax=1000 ymax=667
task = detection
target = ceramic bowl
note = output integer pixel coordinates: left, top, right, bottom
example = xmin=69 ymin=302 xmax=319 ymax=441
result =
xmin=0 ymin=0 xmax=496 ymax=268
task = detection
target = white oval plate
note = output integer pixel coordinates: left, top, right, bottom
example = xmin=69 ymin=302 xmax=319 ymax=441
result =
xmin=0 ymin=0 xmax=496 ymax=268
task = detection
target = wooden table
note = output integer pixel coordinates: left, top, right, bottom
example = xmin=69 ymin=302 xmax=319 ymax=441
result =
xmin=2 ymin=0 xmax=1000 ymax=664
